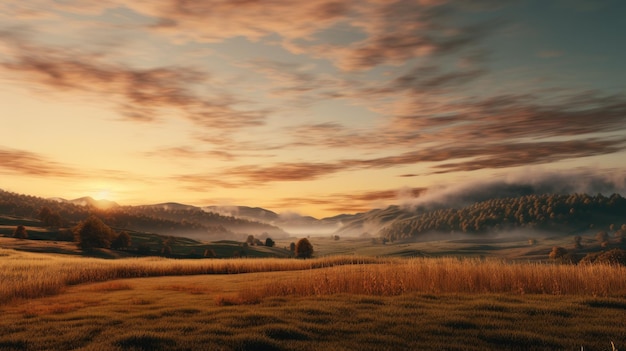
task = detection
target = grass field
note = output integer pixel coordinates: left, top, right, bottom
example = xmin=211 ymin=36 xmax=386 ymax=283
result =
xmin=1 ymin=248 xmax=626 ymax=350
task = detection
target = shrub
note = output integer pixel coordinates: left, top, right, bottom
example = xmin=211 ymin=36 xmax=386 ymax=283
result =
xmin=13 ymin=225 xmax=27 ymax=239
xmin=295 ymin=238 xmax=314 ymax=259
xmin=111 ymin=231 xmax=131 ymax=250
xmin=549 ymin=246 xmax=568 ymax=260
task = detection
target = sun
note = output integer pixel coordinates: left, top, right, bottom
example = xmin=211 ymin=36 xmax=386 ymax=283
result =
xmin=95 ymin=189 xmax=111 ymax=201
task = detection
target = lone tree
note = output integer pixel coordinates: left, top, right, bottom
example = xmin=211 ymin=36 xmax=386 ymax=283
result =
xmin=265 ymin=237 xmax=275 ymax=247
xmin=75 ymin=216 xmax=115 ymax=250
xmin=295 ymin=238 xmax=314 ymax=259
xmin=13 ymin=225 xmax=28 ymax=239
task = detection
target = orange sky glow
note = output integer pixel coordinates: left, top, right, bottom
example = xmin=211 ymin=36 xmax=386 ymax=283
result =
xmin=1 ymin=1 xmax=625 ymax=218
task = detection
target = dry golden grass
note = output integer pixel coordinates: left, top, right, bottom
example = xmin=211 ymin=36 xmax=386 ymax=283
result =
xmin=250 ymin=257 xmax=626 ymax=300
xmin=0 ymin=248 xmax=378 ymax=303
xmin=2 ymin=248 xmax=626 ymax=307
xmin=2 ymin=273 xmax=625 ymax=351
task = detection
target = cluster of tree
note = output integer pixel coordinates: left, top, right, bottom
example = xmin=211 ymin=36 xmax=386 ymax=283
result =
xmin=380 ymin=193 xmax=626 ymax=240
xmin=244 ymin=234 xmax=276 ymax=247
xmin=91 ymin=210 xmax=233 ymax=238
xmin=38 ymin=207 xmax=64 ymax=227
xmin=74 ymin=216 xmax=131 ymax=251
xmin=286 ymin=238 xmax=314 ymax=259
xmin=0 ymin=190 xmax=91 ymax=224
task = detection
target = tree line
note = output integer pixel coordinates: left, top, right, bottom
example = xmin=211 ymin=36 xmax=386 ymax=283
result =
xmin=380 ymin=193 xmax=626 ymax=240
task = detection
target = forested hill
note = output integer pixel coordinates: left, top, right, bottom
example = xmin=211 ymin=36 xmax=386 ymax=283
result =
xmin=379 ymin=193 xmax=626 ymax=240
xmin=0 ymin=190 xmax=286 ymax=239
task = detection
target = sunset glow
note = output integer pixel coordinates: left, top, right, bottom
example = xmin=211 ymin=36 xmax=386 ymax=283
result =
xmin=1 ymin=1 xmax=625 ymax=217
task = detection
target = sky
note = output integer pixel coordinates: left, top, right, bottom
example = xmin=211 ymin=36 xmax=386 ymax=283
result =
xmin=1 ymin=0 xmax=625 ymax=218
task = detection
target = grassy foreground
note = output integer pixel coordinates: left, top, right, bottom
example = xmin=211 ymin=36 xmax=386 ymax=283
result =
xmin=1 ymin=249 xmax=626 ymax=350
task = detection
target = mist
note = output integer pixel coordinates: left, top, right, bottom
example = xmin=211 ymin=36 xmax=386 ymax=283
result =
xmin=400 ymin=169 xmax=626 ymax=210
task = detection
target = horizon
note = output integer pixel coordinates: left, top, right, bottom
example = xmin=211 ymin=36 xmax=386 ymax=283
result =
xmin=2 ymin=1 xmax=626 ymax=218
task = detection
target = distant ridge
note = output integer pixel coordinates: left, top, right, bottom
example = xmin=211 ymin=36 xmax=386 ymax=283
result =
xmin=70 ymin=196 xmax=119 ymax=210
xmin=141 ymin=202 xmax=199 ymax=211
xmin=203 ymin=205 xmax=355 ymax=235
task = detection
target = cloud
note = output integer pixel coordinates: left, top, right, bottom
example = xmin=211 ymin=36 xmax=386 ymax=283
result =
xmin=0 ymin=147 xmax=143 ymax=183
xmin=282 ymin=91 xmax=626 ymax=157
xmin=390 ymin=65 xmax=486 ymax=93
xmin=0 ymin=147 xmax=78 ymax=178
xmin=172 ymin=136 xmax=626 ymax=190
xmin=270 ymin=187 xmax=426 ymax=215
xmin=0 ymin=31 xmax=266 ymax=130
xmin=227 ymin=162 xmax=348 ymax=183
xmin=145 ymin=146 xmax=272 ymax=162
xmin=447 ymin=93 xmax=626 ymax=141
xmin=432 ymin=139 xmax=626 ymax=174
xmin=121 ymin=0 xmax=502 ymax=72
xmin=4 ymin=0 xmax=494 ymax=72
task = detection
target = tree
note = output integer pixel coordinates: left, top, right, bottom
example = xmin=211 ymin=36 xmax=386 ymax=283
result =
xmin=295 ymin=238 xmax=314 ymax=259
xmin=265 ymin=237 xmax=275 ymax=247
xmin=289 ymin=242 xmax=296 ymax=252
xmin=111 ymin=231 xmax=131 ymax=250
xmin=13 ymin=225 xmax=28 ymax=239
xmin=246 ymin=235 xmax=255 ymax=246
xmin=75 ymin=216 xmax=115 ymax=250
xmin=38 ymin=206 xmax=52 ymax=224
xmin=38 ymin=206 xmax=63 ymax=228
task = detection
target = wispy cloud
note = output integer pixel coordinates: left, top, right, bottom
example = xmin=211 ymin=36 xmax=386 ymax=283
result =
xmin=431 ymin=139 xmax=626 ymax=174
xmin=270 ymin=187 xmax=426 ymax=215
xmin=125 ymin=0 xmax=502 ymax=72
xmin=0 ymin=147 xmax=77 ymax=178
xmin=0 ymin=30 xmax=267 ymax=130
xmin=284 ymin=92 xmax=626 ymax=153
xmin=0 ymin=147 xmax=144 ymax=183
xmin=172 ymin=135 xmax=626 ymax=189
xmin=145 ymin=146 xmax=273 ymax=162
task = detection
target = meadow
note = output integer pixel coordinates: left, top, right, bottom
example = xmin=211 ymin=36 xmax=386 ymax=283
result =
xmin=1 ymin=248 xmax=626 ymax=350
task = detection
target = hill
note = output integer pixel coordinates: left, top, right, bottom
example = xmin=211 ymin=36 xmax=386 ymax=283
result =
xmin=0 ymin=190 xmax=286 ymax=241
xmin=376 ymin=193 xmax=626 ymax=240
xmin=204 ymin=205 xmax=344 ymax=235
